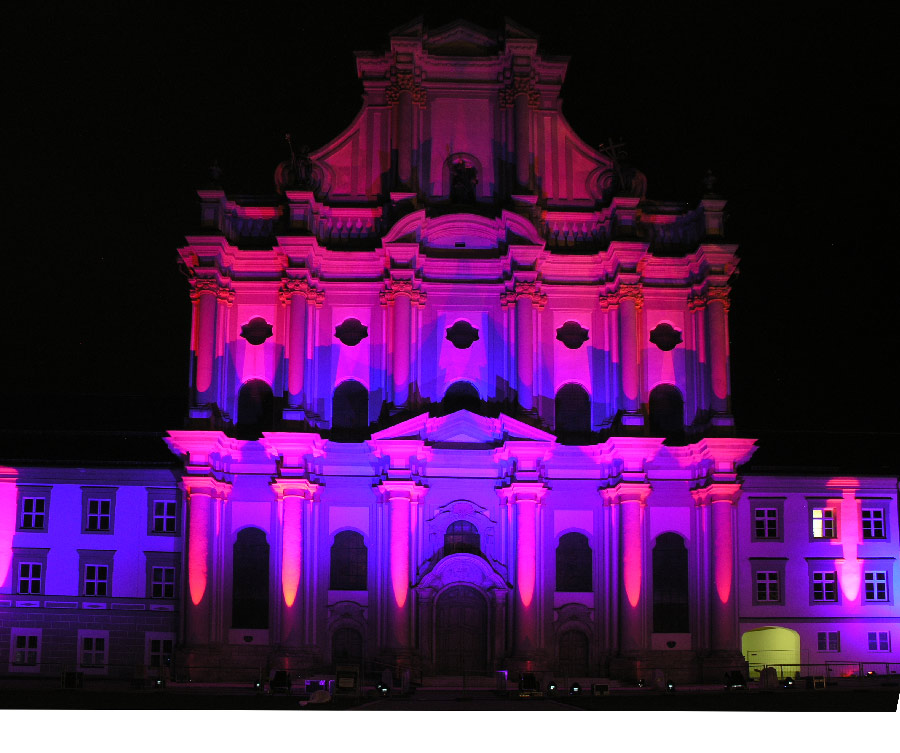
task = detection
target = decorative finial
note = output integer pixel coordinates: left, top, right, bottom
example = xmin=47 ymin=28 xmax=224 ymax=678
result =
xmin=702 ymin=169 xmax=721 ymax=198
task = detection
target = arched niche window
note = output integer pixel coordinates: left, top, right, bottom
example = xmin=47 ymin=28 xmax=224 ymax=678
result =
xmin=444 ymin=520 xmax=480 ymax=556
xmin=648 ymin=384 xmax=685 ymax=444
xmin=441 ymin=381 xmax=481 ymax=415
xmin=236 ymin=379 xmax=274 ymax=439
xmin=330 ymin=531 xmax=367 ymax=591
xmin=556 ymin=532 xmax=592 ymax=592
xmin=652 ymin=533 xmax=689 ymax=633
xmin=232 ymin=527 xmax=269 ymax=629
xmin=555 ymin=383 xmax=591 ymax=440
xmin=332 ymin=380 xmax=368 ymax=437
xmin=445 ymin=154 xmax=479 ymax=204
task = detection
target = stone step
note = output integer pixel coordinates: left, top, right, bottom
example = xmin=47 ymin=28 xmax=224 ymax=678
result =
xmin=420 ymin=675 xmax=499 ymax=688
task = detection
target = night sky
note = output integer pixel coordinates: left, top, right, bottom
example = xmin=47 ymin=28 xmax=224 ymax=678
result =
xmin=4 ymin=3 xmax=897 ymax=470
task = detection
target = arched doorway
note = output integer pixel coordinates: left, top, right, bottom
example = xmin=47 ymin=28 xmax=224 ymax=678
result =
xmin=435 ymin=585 xmax=488 ymax=674
xmin=741 ymin=626 xmax=801 ymax=679
xmin=232 ymin=527 xmax=269 ymax=628
xmin=558 ymin=630 xmax=590 ymax=676
xmin=648 ymin=384 xmax=685 ymax=444
xmin=555 ymin=383 xmax=591 ymax=439
xmin=331 ymin=627 xmax=364 ymax=667
xmin=332 ymin=380 xmax=368 ymax=436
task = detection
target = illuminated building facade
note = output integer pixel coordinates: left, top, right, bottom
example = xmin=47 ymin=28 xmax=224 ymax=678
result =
xmin=1 ymin=20 xmax=898 ymax=685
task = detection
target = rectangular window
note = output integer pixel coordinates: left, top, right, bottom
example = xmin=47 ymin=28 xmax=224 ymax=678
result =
xmin=812 ymin=508 xmax=836 ymax=539
xmin=149 ymin=638 xmax=174 ymax=668
xmin=80 ymin=636 xmax=107 ymax=668
xmin=21 ymin=498 xmax=47 ymax=530
xmin=152 ymin=500 xmax=178 ymax=534
xmin=87 ymin=499 xmax=111 ymax=531
xmin=868 ymin=632 xmax=890 ymax=651
xmin=151 ymin=566 xmax=176 ymax=599
xmin=862 ymin=509 xmax=885 ymax=540
xmin=13 ymin=634 xmax=39 ymax=665
xmin=755 ymin=571 xmax=780 ymax=602
xmin=83 ymin=565 xmax=109 ymax=597
xmin=17 ymin=562 xmax=43 ymax=594
xmin=813 ymin=571 xmax=837 ymax=602
xmin=754 ymin=509 xmax=778 ymax=539
xmin=817 ymin=631 xmax=840 ymax=652
xmin=864 ymin=571 xmax=888 ymax=602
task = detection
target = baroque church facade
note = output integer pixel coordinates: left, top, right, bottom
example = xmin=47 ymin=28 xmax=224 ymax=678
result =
xmin=2 ymin=20 xmax=898 ymax=686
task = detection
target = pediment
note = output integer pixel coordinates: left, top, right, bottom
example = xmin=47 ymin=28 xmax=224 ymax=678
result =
xmin=425 ymin=20 xmax=497 ymax=55
xmin=371 ymin=410 xmax=555 ymax=446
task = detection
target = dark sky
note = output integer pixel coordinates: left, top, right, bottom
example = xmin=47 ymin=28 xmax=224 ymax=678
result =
xmin=4 ymin=3 xmax=897 ymax=466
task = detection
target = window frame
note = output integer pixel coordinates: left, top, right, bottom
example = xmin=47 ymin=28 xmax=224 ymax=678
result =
xmin=329 ymin=530 xmax=368 ymax=591
xmin=8 ymin=628 xmax=42 ymax=673
xmin=78 ymin=550 xmax=115 ymax=598
xmin=145 ymin=632 xmax=176 ymax=670
xmin=861 ymin=506 xmax=887 ymax=541
xmin=147 ymin=489 xmax=180 ymax=536
xmin=12 ymin=548 xmax=49 ymax=596
xmin=556 ymin=531 xmax=594 ymax=593
xmin=817 ymin=631 xmax=840 ymax=652
xmin=17 ymin=486 xmax=51 ymax=532
xmin=811 ymin=570 xmax=839 ymax=604
xmin=810 ymin=505 xmax=837 ymax=541
xmin=145 ymin=552 xmax=180 ymax=600
xmin=81 ymin=487 xmax=117 ymax=534
xmin=863 ymin=570 xmax=890 ymax=603
xmin=867 ymin=631 xmax=890 ymax=651
xmin=750 ymin=558 xmax=787 ymax=606
xmin=749 ymin=498 xmax=784 ymax=542
xmin=77 ymin=630 xmax=109 ymax=674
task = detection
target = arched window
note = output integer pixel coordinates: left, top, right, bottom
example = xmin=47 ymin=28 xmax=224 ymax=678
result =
xmin=649 ymin=384 xmax=685 ymax=444
xmin=555 ymin=383 xmax=591 ymax=440
xmin=332 ymin=380 xmax=368 ymax=435
xmin=232 ymin=527 xmax=269 ymax=628
xmin=236 ymin=379 xmax=274 ymax=439
xmin=444 ymin=520 xmax=480 ymax=556
xmin=556 ymin=532 xmax=592 ymax=592
xmin=441 ymin=381 xmax=481 ymax=415
xmin=330 ymin=531 xmax=367 ymax=590
xmin=652 ymin=533 xmax=689 ymax=633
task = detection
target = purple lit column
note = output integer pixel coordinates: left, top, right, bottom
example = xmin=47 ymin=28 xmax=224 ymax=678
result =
xmin=191 ymin=280 xmax=219 ymax=406
xmin=514 ymin=90 xmax=532 ymax=189
xmin=607 ymin=483 xmax=650 ymax=652
xmin=618 ymin=286 xmax=642 ymax=418
xmin=379 ymin=481 xmax=421 ymax=652
xmin=707 ymin=288 xmax=731 ymax=416
xmin=397 ymin=90 xmax=413 ymax=187
xmin=282 ymin=280 xmax=310 ymax=410
xmin=707 ymin=485 xmax=740 ymax=650
xmin=184 ymin=478 xmax=228 ymax=646
xmin=516 ymin=293 xmax=534 ymax=412
xmin=393 ymin=290 xmax=411 ymax=408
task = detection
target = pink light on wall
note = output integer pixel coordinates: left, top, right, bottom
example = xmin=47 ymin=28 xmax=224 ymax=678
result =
xmin=712 ymin=500 xmax=733 ymax=604
xmin=390 ymin=496 xmax=410 ymax=609
xmin=621 ymin=502 xmax=642 ymax=608
xmin=839 ymin=489 xmax=861 ymax=603
xmin=0 ymin=469 xmax=18 ymax=588
xmin=282 ymin=497 xmax=302 ymax=608
xmin=188 ymin=493 xmax=210 ymax=606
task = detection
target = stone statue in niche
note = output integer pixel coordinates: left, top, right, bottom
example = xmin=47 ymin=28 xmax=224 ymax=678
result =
xmin=446 ymin=320 xmax=479 ymax=349
xmin=596 ymin=138 xmax=647 ymax=202
xmin=334 ymin=318 xmax=369 ymax=346
xmin=240 ymin=317 xmax=274 ymax=345
xmin=449 ymin=159 xmax=478 ymax=204
xmin=556 ymin=321 xmax=589 ymax=350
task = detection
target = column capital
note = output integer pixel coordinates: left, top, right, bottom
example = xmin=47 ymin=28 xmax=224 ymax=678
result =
xmin=496 ymin=481 xmax=547 ymax=504
xmin=705 ymin=285 xmax=731 ymax=312
xmin=380 ymin=279 xmax=426 ymax=306
xmin=271 ymin=478 xmax=319 ymax=501
xmin=279 ymin=277 xmax=323 ymax=305
xmin=600 ymin=482 xmax=652 ymax=506
xmin=377 ymin=479 xmax=427 ymax=502
xmin=617 ymin=283 xmax=644 ymax=308
xmin=499 ymin=75 xmax=541 ymax=109
xmin=182 ymin=476 xmax=232 ymax=502
xmin=691 ymin=482 xmax=743 ymax=507
xmin=189 ymin=277 xmax=233 ymax=304
xmin=501 ymin=281 xmax=547 ymax=309
xmin=386 ymin=71 xmax=427 ymax=107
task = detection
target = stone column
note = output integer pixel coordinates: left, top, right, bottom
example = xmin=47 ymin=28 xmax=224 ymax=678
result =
xmin=280 ymin=280 xmax=316 ymax=412
xmin=506 ymin=78 xmax=538 ymax=190
xmin=499 ymin=483 xmax=546 ymax=659
xmin=378 ymin=481 xmax=423 ymax=653
xmin=705 ymin=484 xmax=741 ymax=650
xmin=381 ymin=281 xmax=423 ymax=410
xmin=604 ymin=483 xmax=651 ymax=653
xmin=272 ymin=480 xmax=317 ymax=649
xmin=689 ymin=295 xmax=709 ymax=419
xmin=190 ymin=280 xmax=220 ymax=407
xmin=183 ymin=478 xmax=229 ymax=647
xmin=618 ymin=285 xmax=643 ymax=421
xmin=397 ymin=90 xmax=413 ymax=187
xmin=504 ymin=282 xmax=546 ymax=414
xmin=706 ymin=287 xmax=731 ymax=417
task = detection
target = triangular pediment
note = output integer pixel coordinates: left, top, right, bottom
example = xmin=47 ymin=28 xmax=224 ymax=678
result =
xmin=371 ymin=410 xmax=555 ymax=445
xmin=425 ymin=20 xmax=497 ymax=55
